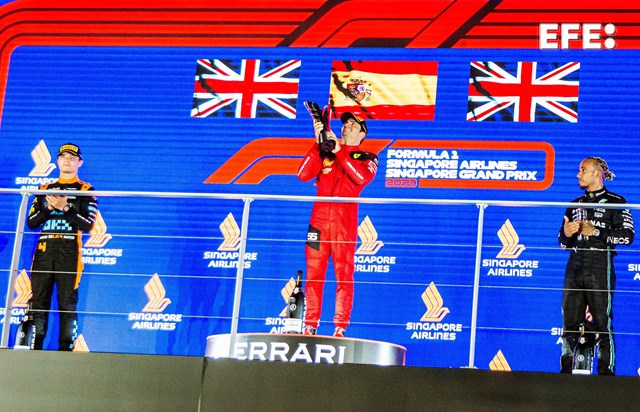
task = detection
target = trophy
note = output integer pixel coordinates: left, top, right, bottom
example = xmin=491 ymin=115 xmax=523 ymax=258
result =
xmin=303 ymin=101 xmax=334 ymax=154
xmin=573 ymin=207 xmax=587 ymax=240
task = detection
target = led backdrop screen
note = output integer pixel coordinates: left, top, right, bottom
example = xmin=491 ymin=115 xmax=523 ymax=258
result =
xmin=0 ymin=0 xmax=639 ymax=375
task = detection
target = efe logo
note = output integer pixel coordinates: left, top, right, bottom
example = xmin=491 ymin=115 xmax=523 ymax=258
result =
xmin=539 ymin=23 xmax=616 ymax=50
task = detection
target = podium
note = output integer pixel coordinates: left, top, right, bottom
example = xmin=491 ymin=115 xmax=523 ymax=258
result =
xmin=205 ymin=333 xmax=406 ymax=366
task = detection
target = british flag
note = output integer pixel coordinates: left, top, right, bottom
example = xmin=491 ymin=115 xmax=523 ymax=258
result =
xmin=467 ymin=61 xmax=580 ymax=122
xmin=192 ymin=59 xmax=301 ymax=119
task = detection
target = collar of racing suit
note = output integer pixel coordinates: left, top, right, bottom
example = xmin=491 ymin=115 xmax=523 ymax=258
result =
xmin=57 ymin=176 xmax=80 ymax=185
xmin=582 ymin=186 xmax=607 ymax=200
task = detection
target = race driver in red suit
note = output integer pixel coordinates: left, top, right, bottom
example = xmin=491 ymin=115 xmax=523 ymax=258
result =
xmin=297 ymin=112 xmax=378 ymax=337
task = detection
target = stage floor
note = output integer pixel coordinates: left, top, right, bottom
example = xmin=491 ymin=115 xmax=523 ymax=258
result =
xmin=0 ymin=349 xmax=637 ymax=411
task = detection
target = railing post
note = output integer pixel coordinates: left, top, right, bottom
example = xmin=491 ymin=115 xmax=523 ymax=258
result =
xmin=1 ymin=193 xmax=31 ymax=348
xmin=467 ymin=203 xmax=487 ymax=368
xmin=228 ymin=197 xmax=253 ymax=358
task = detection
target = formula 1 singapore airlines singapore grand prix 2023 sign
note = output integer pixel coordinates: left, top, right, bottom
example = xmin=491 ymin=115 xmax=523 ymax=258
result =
xmin=1 ymin=1 xmax=640 ymax=375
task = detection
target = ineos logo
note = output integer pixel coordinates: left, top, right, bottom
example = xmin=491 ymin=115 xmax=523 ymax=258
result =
xmin=609 ymin=237 xmax=630 ymax=245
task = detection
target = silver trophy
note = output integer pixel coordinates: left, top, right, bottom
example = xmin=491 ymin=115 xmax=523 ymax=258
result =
xmin=573 ymin=207 xmax=587 ymax=239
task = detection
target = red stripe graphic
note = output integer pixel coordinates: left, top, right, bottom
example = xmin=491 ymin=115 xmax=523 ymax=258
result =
xmin=203 ymin=138 xmax=391 ymax=184
xmin=203 ymin=137 xmax=554 ymax=191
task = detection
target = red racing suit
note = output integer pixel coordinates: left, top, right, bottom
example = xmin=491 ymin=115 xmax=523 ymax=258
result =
xmin=297 ymin=144 xmax=378 ymax=330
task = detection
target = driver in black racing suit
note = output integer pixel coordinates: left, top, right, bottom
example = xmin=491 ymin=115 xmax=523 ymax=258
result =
xmin=26 ymin=143 xmax=97 ymax=350
xmin=558 ymin=156 xmax=634 ymax=375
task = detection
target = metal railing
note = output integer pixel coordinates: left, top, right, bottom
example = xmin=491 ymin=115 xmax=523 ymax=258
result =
xmin=1 ymin=187 xmax=638 ymax=369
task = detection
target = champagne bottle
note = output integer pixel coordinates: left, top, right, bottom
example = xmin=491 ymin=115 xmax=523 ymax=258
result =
xmin=284 ymin=270 xmax=305 ymax=334
xmin=14 ymin=303 xmax=36 ymax=350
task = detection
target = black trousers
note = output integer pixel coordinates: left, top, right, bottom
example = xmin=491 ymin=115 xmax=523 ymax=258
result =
xmin=30 ymin=241 xmax=81 ymax=351
xmin=561 ymin=249 xmax=616 ymax=375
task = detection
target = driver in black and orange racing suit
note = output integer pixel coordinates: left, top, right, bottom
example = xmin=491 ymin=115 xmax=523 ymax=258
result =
xmin=297 ymin=112 xmax=378 ymax=337
xmin=26 ymin=143 xmax=97 ymax=351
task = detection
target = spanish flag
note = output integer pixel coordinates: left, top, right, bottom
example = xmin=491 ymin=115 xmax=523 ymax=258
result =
xmin=329 ymin=61 xmax=438 ymax=120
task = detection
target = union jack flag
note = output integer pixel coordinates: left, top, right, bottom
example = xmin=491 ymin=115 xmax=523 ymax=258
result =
xmin=467 ymin=61 xmax=580 ymax=122
xmin=192 ymin=59 xmax=301 ymax=119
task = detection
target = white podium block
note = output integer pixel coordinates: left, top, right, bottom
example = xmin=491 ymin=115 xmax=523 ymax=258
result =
xmin=206 ymin=333 xmax=406 ymax=366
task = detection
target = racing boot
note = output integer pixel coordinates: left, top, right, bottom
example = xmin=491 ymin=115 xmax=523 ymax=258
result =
xmin=572 ymin=331 xmax=595 ymax=375
xmin=560 ymin=337 xmax=577 ymax=373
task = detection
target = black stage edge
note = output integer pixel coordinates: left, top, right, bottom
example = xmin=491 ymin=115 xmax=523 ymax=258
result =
xmin=201 ymin=359 xmax=639 ymax=412
xmin=1 ymin=349 xmax=638 ymax=411
xmin=0 ymin=349 xmax=203 ymax=412
xmin=202 ymin=359 xmax=640 ymax=412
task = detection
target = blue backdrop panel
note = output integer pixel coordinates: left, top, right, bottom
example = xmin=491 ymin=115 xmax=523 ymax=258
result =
xmin=0 ymin=45 xmax=638 ymax=375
